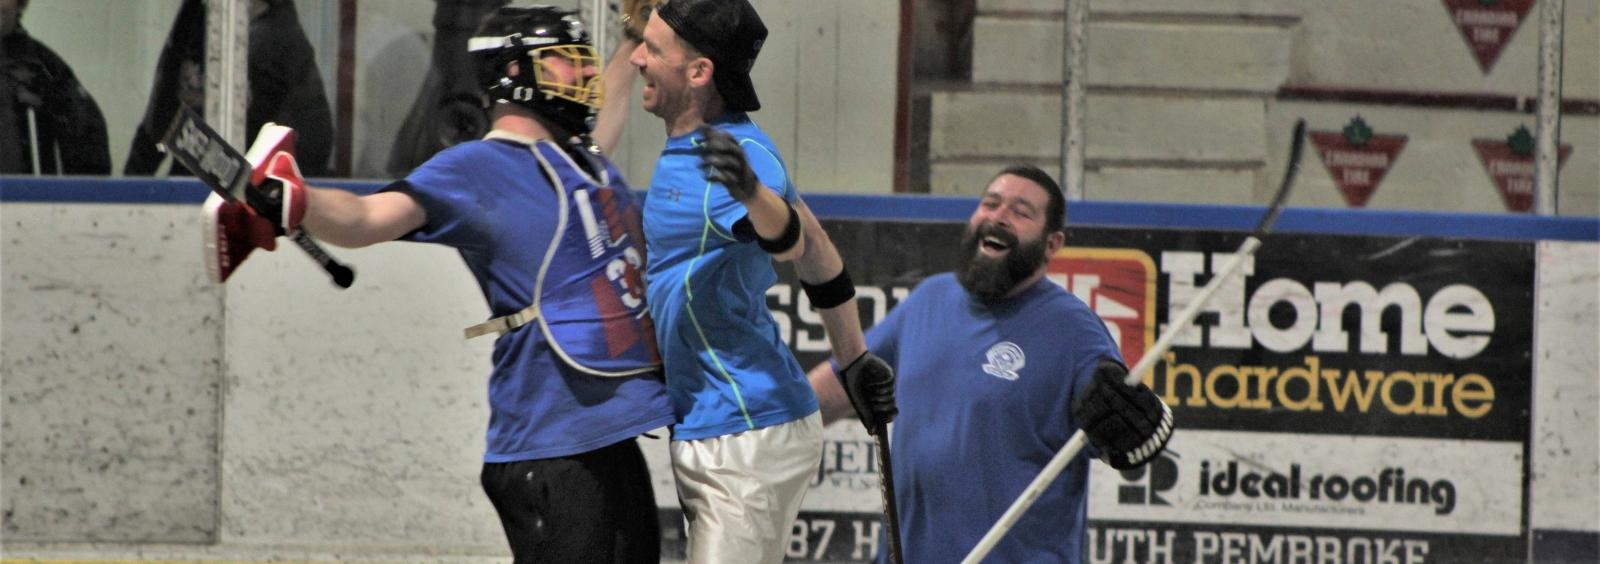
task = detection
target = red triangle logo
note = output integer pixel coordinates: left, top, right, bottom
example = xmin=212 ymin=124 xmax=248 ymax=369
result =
xmin=1443 ymin=0 xmax=1535 ymax=74
xmin=1310 ymin=131 xmax=1408 ymax=208
xmin=1471 ymin=139 xmax=1572 ymax=213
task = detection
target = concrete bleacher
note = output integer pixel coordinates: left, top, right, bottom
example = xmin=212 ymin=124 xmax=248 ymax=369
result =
xmin=925 ymin=0 xmax=1599 ymax=215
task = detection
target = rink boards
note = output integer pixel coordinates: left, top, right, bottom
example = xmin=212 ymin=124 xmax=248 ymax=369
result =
xmin=1 ymin=179 xmax=1595 ymax=562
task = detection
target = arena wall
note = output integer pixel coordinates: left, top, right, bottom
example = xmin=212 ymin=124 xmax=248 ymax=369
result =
xmin=2 ymin=179 xmax=1594 ymax=562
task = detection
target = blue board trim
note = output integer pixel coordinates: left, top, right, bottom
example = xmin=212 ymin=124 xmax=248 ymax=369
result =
xmin=803 ymin=194 xmax=1599 ymax=242
xmin=3 ymin=177 xmax=1595 ymax=242
xmin=0 ymin=177 xmax=385 ymax=204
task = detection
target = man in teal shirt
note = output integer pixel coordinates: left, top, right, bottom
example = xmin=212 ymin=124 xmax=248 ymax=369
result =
xmin=616 ymin=0 xmax=897 ymax=561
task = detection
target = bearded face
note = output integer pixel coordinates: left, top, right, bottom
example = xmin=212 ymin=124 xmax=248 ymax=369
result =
xmin=955 ymin=221 xmax=1050 ymax=303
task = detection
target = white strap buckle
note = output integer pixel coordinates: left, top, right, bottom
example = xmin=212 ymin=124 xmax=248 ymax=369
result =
xmin=463 ymin=305 xmax=538 ymax=339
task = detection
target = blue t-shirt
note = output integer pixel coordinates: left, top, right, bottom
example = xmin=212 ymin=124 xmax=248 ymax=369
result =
xmin=642 ymin=113 xmax=819 ymax=441
xmin=388 ymin=135 xmax=674 ymax=462
xmin=869 ymin=274 xmax=1122 ymax=564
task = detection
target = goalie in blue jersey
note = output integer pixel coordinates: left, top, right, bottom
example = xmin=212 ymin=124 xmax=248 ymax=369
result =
xmin=202 ymin=6 xmax=672 ymax=562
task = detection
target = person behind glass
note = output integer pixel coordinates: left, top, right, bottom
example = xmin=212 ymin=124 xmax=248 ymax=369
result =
xmin=386 ymin=0 xmax=506 ymax=177
xmin=809 ymin=166 xmax=1174 ymax=563
xmin=203 ymin=7 xmax=671 ymax=562
xmin=125 ymin=0 xmax=333 ymax=177
xmin=595 ymin=0 xmax=896 ymax=561
xmin=0 ymin=0 xmax=111 ymax=175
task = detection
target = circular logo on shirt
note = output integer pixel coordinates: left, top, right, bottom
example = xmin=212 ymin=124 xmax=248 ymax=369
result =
xmin=982 ymin=341 xmax=1025 ymax=381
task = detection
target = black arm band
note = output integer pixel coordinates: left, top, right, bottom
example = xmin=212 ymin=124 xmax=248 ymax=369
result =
xmin=756 ymin=203 xmax=802 ymax=255
xmin=802 ymin=266 xmax=856 ymax=309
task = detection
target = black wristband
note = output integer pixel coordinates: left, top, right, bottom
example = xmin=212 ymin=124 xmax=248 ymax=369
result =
xmin=756 ymin=203 xmax=802 ymax=255
xmin=802 ymin=266 xmax=856 ymax=309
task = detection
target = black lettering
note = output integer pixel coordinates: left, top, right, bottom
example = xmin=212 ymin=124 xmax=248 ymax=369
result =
xmin=1214 ymin=461 xmax=1238 ymax=496
xmin=1405 ymin=478 xmax=1430 ymax=505
xmin=1291 ymin=465 xmax=1301 ymax=498
xmin=1241 ymin=473 xmax=1260 ymax=497
xmin=1324 ymin=476 xmax=1349 ymax=500
xmin=1432 ymin=480 xmax=1456 ymax=515
xmin=1263 ymin=471 xmax=1291 ymax=498
xmin=1352 ymin=476 xmax=1377 ymax=501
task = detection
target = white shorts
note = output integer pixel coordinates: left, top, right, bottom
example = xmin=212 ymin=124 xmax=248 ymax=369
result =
xmin=671 ymin=412 xmax=824 ymax=564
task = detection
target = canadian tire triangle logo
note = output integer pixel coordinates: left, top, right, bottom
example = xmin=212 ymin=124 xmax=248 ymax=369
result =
xmin=1471 ymin=125 xmax=1572 ymax=213
xmin=1443 ymin=0 xmax=1535 ymax=74
xmin=1310 ymin=117 xmax=1407 ymax=208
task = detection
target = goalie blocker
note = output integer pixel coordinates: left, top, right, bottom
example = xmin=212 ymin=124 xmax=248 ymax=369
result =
xmin=202 ymin=124 xmax=308 ymax=283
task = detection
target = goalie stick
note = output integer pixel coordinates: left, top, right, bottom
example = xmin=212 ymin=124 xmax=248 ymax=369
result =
xmin=960 ymin=119 xmax=1308 ymax=564
xmin=161 ymin=105 xmax=355 ymax=289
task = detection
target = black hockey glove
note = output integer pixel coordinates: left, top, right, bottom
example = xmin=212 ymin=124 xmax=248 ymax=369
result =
xmin=838 ymin=351 xmax=897 ymax=432
xmin=1073 ymin=359 xmax=1173 ymax=470
xmin=698 ymin=127 xmax=759 ymax=202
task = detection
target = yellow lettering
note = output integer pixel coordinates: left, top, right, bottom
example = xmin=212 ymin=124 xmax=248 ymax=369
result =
xmin=1157 ymin=353 xmax=1496 ymax=419
xmin=1424 ymin=373 xmax=1454 ymax=416
xmin=1206 ymin=364 xmax=1249 ymax=409
xmin=1277 ymin=356 xmax=1325 ymax=411
xmin=1452 ymin=373 xmax=1495 ymax=418
xmin=1323 ymin=369 xmax=1383 ymax=413
xmin=1381 ymin=371 xmax=1424 ymax=415
xmin=1249 ymin=366 xmax=1278 ymax=409
xmin=1162 ymin=353 xmax=1208 ymax=407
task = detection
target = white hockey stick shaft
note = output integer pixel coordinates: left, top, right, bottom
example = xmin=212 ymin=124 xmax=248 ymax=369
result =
xmin=26 ymin=107 xmax=41 ymax=174
xmin=961 ymin=119 xmax=1304 ymax=563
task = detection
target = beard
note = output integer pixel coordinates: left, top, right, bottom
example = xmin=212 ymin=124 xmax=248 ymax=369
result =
xmin=955 ymin=222 xmax=1050 ymax=303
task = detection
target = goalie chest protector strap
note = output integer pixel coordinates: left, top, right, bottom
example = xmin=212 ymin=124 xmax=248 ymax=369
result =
xmin=464 ymin=136 xmax=660 ymax=378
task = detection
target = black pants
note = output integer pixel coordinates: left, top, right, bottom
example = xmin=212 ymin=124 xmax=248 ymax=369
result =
xmin=481 ymin=438 xmax=660 ymax=564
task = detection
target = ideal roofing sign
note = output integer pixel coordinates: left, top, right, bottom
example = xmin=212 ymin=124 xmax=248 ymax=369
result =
xmin=1088 ymin=430 xmax=1522 ymax=536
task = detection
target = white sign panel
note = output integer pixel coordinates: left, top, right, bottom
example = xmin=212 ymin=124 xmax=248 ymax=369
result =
xmin=1089 ymin=429 xmax=1523 ymax=536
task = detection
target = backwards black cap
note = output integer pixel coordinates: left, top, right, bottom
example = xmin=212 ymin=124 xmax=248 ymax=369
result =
xmin=654 ymin=0 xmax=766 ymax=112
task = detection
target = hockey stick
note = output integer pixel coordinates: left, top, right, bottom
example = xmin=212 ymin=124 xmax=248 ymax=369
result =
xmin=960 ymin=119 xmax=1306 ymax=564
xmin=162 ymin=105 xmax=355 ymax=289
xmin=25 ymin=107 xmax=41 ymax=174
xmin=872 ymin=421 xmax=905 ymax=564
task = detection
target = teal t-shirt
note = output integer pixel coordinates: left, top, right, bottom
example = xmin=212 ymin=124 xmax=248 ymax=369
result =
xmin=642 ymin=113 xmax=819 ymax=441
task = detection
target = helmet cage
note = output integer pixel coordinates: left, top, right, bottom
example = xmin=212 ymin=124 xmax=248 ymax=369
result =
xmin=529 ymin=44 xmax=602 ymax=110
xmin=469 ymin=7 xmax=601 ymax=135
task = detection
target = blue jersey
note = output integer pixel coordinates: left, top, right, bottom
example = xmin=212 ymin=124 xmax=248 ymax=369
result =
xmin=869 ymin=274 xmax=1122 ymax=564
xmin=388 ymin=134 xmax=674 ymax=462
xmin=642 ymin=114 xmax=818 ymax=441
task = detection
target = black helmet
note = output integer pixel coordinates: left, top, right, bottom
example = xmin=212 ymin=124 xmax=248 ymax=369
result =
xmin=469 ymin=5 xmax=602 ymax=135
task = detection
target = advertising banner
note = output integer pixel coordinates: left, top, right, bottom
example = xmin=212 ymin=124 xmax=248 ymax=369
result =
xmin=657 ymin=219 xmax=1534 ymax=562
xmin=1089 ymin=431 xmax=1523 ymax=535
xmin=1064 ymin=227 xmax=1534 ymax=444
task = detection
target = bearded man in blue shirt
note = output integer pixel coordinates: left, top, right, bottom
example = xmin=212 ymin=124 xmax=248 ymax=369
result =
xmin=811 ymin=165 xmax=1175 ymax=563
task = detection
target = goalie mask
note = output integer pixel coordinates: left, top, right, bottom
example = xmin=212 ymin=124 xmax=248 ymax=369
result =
xmin=469 ymin=5 xmax=602 ymax=135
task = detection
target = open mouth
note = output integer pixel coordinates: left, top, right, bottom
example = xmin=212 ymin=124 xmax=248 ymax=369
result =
xmin=978 ymin=233 xmax=1014 ymax=257
xmin=638 ymin=69 xmax=655 ymax=95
